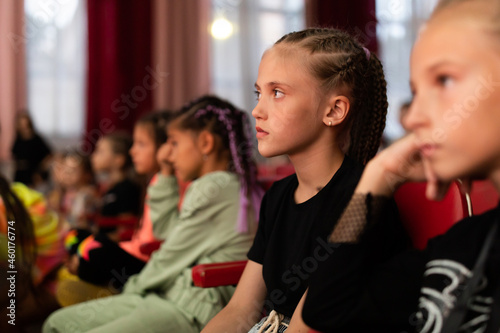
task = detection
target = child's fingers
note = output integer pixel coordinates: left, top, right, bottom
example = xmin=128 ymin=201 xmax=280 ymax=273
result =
xmin=422 ymin=158 xmax=450 ymax=201
xmin=391 ymin=134 xmax=426 ymax=182
xmin=157 ymin=142 xmax=175 ymax=176
xmin=157 ymin=142 xmax=172 ymax=164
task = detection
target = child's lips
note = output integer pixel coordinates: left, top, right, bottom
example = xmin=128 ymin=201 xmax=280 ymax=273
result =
xmin=255 ymin=127 xmax=268 ymax=139
xmin=419 ymin=144 xmax=437 ymax=157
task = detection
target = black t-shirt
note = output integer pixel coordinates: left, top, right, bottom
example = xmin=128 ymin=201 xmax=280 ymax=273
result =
xmin=247 ymin=156 xmax=364 ymax=317
xmin=303 ymin=204 xmax=500 ymax=332
xmin=100 ymin=179 xmax=141 ymax=217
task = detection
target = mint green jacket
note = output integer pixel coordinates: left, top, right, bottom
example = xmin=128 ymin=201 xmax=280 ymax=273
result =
xmin=123 ymin=171 xmax=257 ymax=326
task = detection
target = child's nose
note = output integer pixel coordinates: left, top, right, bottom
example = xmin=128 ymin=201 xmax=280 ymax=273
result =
xmin=252 ymin=101 xmax=266 ymax=120
xmin=403 ymin=99 xmax=427 ymax=131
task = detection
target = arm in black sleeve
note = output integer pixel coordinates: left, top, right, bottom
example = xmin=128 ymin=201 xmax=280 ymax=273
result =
xmin=247 ymin=191 xmax=269 ymax=263
xmin=303 ymin=194 xmax=428 ymax=332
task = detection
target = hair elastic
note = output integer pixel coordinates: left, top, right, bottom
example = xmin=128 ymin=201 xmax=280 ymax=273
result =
xmin=362 ymin=47 xmax=371 ymax=61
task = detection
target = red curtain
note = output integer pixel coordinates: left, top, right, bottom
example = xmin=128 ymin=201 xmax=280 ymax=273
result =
xmin=151 ymin=0 xmax=210 ymax=111
xmin=0 ymin=0 xmax=27 ymax=162
xmin=305 ymin=0 xmax=378 ymax=53
xmin=85 ymin=0 xmax=152 ymax=153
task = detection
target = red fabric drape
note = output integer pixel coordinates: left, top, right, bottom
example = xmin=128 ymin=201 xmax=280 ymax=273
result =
xmin=0 ymin=0 xmax=27 ymax=162
xmin=305 ymin=0 xmax=378 ymax=53
xmin=151 ymin=0 xmax=210 ymax=111
xmin=85 ymin=0 xmax=152 ymax=154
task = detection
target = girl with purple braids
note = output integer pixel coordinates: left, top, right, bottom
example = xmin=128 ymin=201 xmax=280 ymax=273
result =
xmin=43 ymin=95 xmax=264 ymax=333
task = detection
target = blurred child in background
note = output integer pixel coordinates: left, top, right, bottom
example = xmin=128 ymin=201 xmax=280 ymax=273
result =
xmin=11 ymin=113 xmax=52 ymax=190
xmin=91 ymin=132 xmax=142 ymax=234
xmin=58 ymin=149 xmax=98 ymax=230
xmin=56 ymin=112 xmax=180 ymax=307
xmin=44 ymin=95 xmax=264 ymax=333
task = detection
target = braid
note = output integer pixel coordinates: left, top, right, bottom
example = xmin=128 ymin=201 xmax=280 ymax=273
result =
xmin=175 ymin=95 xmax=264 ymax=232
xmin=348 ymin=54 xmax=388 ymax=164
xmin=275 ymin=28 xmax=388 ymax=165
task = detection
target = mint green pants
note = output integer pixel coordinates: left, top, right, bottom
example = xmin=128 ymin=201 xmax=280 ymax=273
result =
xmin=43 ymin=293 xmax=200 ymax=333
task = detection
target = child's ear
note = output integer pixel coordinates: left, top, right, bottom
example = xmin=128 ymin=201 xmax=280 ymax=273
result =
xmin=323 ymin=95 xmax=350 ymax=127
xmin=197 ymin=130 xmax=215 ymax=155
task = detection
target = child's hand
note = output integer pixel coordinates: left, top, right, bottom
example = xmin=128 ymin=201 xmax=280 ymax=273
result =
xmin=157 ymin=142 xmax=174 ymax=176
xmin=66 ymin=254 xmax=80 ymax=275
xmin=356 ymin=134 xmax=451 ymax=200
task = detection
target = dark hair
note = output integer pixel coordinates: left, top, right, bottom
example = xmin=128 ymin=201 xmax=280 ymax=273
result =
xmin=136 ymin=110 xmax=174 ymax=148
xmin=103 ymin=132 xmax=134 ymax=171
xmin=61 ymin=149 xmax=94 ymax=181
xmin=15 ymin=113 xmax=35 ymax=137
xmin=275 ymin=28 xmax=389 ymax=165
xmin=173 ymin=95 xmax=263 ymax=232
xmin=0 ymin=174 xmax=36 ymax=290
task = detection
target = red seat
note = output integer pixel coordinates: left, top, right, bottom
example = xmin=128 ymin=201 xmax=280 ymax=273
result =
xmin=275 ymin=163 xmax=295 ymax=177
xmin=394 ymin=181 xmax=470 ymax=250
xmin=469 ymin=180 xmax=499 ymax=215
xmin=139 ymin=240 xmax=163 ymax=256
xmin=191 ymin=261 xmax=248 ymax=288
xmin=94 ymin=215 xmax=139 ymax=241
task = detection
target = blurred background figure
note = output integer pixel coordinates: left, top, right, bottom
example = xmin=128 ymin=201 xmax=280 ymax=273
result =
xmin=11 ymin=113 xmax=52 ymax=190
xmin=57 ymin=149 xmax=98 ymax=231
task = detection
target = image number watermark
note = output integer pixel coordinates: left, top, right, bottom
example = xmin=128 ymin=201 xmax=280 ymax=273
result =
xmin=6 ymin=221 xmax=16 ymax=326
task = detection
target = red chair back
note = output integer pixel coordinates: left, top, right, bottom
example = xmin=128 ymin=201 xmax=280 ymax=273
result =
xmin=469 ymin=180 xmax=499 ymax=215
xmin=394 ymin=181 xmax=470 ymax=250
xmin=191 ymin=261 xmax=247 ymax=288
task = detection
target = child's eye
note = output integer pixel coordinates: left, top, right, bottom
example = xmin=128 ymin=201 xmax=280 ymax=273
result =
xmin=437 ymin=75 xmax=453 ymax=88
xmin=254 ymin=90 xmax=261 ymax=101
xmin=273 ymin=89 xmax=284 ymax=98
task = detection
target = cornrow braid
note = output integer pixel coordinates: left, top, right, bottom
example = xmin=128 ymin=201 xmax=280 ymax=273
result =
xmin=275 ymin=28 xmax=388 ymax=165
xmin=175 ymin=95 xmax=264 ymax=233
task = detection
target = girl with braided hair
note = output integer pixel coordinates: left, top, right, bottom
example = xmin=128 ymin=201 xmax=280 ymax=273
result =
xmin=203 ymin=28 xmax=409 ymax=333
xmin=303 ymin=0 xmax=500 ymax=331
xmin=43 ymin=95 xmax=263 ymax=333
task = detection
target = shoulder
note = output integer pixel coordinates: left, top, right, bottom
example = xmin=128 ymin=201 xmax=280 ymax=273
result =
xmin=184 ymin=171 xmax=239 ymax=205
xmin=189 ymin=171 xmax=239 ymax=192
xmin=335 ymin=155 xmax=364 ymax=188
xmin=264 ymin=174 xmax=297 ymax=199
xmin=317 ymin=156 xmax=363 ymax=201
xmin=33 ymin=134 xmax=51 ymax=149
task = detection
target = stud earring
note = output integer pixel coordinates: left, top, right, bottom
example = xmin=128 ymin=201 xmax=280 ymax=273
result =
xmin=328 ymin=121 xmax=332 ymax=127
